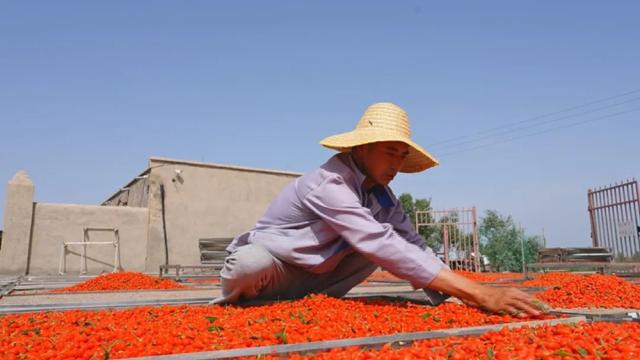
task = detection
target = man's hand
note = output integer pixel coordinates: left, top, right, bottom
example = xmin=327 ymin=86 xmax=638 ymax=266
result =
xmin=474 ymin=286 xmax=546 ymax=317
xmin=427 ymin=269 xmax=548 ymax=317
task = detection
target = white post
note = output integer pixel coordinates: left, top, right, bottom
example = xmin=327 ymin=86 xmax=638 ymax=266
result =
xmin=58 ymin=244 xmax=66 ymax=275
xmin=81 ymin=228 xmax=88 ymax=274
xmin=114 ymin=229 xmax=121 ymax=272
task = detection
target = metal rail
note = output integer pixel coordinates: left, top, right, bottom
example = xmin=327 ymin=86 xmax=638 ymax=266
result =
xmin=58 ymin=227 xmax=122 ymax=275
xmin=0 ymin=293 xmax=425 ymax=314
xmin=159 ymin=264 xmax=222 ymax=280
xmin=0 ymin=297 xmax=214 ymax=315
xmin=0 ymin=281 xmax=18 ymax=299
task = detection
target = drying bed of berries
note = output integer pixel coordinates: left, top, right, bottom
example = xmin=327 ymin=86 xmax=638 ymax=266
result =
xmin=453 ymin=270 xmax=523 ymax=283
xmin=50 ymin=272 xmax=187 ymax=293
xmin=522 ymin=272 xmax=583 ymax=287
xmin=49 ymin=271 xmax=640 ymax=309
xmin=366 ymin=270 xmax=522 ymax=283
xmin=0 ymin=294 xmax=549 ymax=360
xmin=535 ymin=273 xmax=640 ymax=309
xmin=283 ymin=321 xmax=640 ymax=360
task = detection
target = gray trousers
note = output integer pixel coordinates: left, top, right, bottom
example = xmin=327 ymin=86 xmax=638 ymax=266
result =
xmin=211 ymin=243 xmax=449 ymax=305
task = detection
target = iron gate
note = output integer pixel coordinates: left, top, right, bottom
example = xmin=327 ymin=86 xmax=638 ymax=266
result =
xmin=415 ymin=207 xmax=480 ymax=272
xmin=588 ymin=179 xmax=640 ymax=261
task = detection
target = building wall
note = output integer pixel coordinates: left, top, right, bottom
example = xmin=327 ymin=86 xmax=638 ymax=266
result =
xmin=1 ymin=159 xmax=301 ymax=275
xmin=144 ymin=158 xmax=300 ymax=272
xmin=28 ymin=203 xmax=149 ymax=274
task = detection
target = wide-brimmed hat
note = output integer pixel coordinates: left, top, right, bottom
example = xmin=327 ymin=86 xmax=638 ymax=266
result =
xmin=320 ymin=102 xmax=439 ymax=173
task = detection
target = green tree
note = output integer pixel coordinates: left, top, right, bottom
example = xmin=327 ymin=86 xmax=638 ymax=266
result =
xmin=399 ymin=193 xmax=440 ymax=250
xmin=479 ymin=210 xmax=541 ymax=272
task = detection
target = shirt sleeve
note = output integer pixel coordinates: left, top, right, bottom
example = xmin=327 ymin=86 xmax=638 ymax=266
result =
xmin=301 ymin=175 xmax=445 ymax=289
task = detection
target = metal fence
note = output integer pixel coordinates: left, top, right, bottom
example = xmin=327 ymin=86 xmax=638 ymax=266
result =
xmin=588 ymin=179 xmax=640 ymax=261
xmin=415 ymin=207 xmax=480 ymax=272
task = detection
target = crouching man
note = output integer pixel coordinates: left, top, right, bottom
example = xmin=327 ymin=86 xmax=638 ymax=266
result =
xmin=211 ymin=102 xmax=545 ymax=317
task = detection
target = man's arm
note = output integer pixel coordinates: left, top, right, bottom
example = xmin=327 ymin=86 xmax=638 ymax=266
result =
xmin=429 ymin=268 xmax=545 ymax=316
xmin=304 ymin=177 xmax=547 ymax=316
xmin=385 ymin=190 xmax=546 ymax=316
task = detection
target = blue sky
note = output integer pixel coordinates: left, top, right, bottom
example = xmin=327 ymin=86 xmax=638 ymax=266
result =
xmin=1 ymin=1 xmax=639 ymax=247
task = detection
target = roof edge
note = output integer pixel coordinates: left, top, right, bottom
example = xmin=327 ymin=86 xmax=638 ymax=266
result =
xmin=148 ymin=156 xmax=303 ymax=177
xmin=102 ymin=168 xmax=151 ymax=205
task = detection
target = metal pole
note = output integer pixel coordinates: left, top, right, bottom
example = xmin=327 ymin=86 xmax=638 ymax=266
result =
xmin=595 ymin=189 xmax=605 ymax=250
xmin=629 ymin=179 xmax=640 ymax=261
xmin=612 ymin=184 xmax=624 ymax=258
xmin=621 ymin=182 xmax=632 ymax=259
xmin=443 ymin=225 xmax=449 ymax=267
xmin=605 ymin=185 xmax=615 ymax=258
xmin=472 ymin=207 xmax=480 ymax=272
xmin=588 ymin=189 xmax=598 ymax=247
xmin=613 ymin=184 xmax=625 ymax=259
xmin=520 ymin=224 xmax=526 ymax=274
xmin=635 ymin=180 xmax=640 ymax=258
xmin=594 ymin=189 xmax=602 ymax=248
xmin=616 ymin=183 xmax=628 ymax=259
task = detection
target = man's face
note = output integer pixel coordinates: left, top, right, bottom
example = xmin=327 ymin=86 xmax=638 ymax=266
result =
xmin=357 ymin=141 xmax=410 ymax=186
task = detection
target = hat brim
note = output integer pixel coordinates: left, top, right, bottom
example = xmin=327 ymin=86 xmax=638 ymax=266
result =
xmin=320 ymin=128 xmax=439 ymax=173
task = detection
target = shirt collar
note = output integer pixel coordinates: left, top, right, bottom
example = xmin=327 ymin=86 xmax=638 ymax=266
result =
xmin=345 ymin=153 xmax=368 ymax=191
xmin=343 ymin=153 xmax=395 ymax=209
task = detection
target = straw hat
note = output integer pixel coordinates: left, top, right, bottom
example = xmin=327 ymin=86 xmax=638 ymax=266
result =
xmin=320 ymin=102 xmax=439 ymax=173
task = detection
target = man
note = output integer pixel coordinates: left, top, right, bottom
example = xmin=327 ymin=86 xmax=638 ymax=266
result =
xmin=212 ymin=102 xmax=545 ymax=316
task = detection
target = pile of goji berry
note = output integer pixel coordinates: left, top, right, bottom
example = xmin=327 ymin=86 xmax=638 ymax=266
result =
xmin=6 ymin=270 xmax=638 ymax=359
xmin=453 ymin=270 xmax=523 ymax=283
xmin=285 ymin=322 xmax=640 ymax=359
xmin=522 ymin=271 xmax=581 ymax=287
xmin=0 ymin=294 xmax=547 ymax=359
xmin=367 ymin=270 xmax=521 ymax=283
xmin=50 ymin=272 xmax=186 ymax=293
xmin=535 ymin=273 xmax=640 ymax=309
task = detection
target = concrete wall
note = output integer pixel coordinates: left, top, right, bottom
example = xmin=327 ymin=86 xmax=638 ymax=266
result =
xmin=144 ymin=158 xmax=300 ymax=272
xmin=27 ymin=203 xmax=148 ymax=274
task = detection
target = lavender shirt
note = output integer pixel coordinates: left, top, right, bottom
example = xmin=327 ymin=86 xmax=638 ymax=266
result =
xmin=227 ymin=152 xmax=446 ymax=288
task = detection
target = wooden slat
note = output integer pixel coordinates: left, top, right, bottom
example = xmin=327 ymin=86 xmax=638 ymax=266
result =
xmin=198 ymin=238 xmax=233 ymax=265
xmin=200 ymin=253 xmax=228 ymax=264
